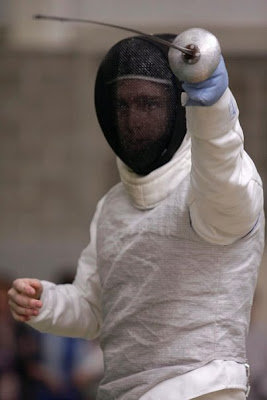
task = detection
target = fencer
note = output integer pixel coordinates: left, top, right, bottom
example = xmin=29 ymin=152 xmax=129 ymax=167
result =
xmin=8 ymin=34 xmax=265 ymax=400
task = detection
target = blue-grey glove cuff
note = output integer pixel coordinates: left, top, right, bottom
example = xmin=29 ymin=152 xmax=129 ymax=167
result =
xmin=182 ymin=56 xmax=229 ymax=107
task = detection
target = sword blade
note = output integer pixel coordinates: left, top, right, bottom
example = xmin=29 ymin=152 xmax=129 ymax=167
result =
xmin=33 ymin=14 xmax=194 ymax=56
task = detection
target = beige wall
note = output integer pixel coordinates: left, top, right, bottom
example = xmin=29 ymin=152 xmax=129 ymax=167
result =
xmin=0 ymin=49 xmax=119 ymax=281
xmin=2 ymin=0 xmax=267 ymax=54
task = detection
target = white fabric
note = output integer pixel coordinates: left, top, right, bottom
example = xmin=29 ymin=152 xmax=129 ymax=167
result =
xmin=27 ymin=200 xmax=104 ymax=338
xmin=194 ymin=389 xmax=246 ymax=400
xmin=27 ymin=88 xmax=262 ymax=399
xmin=139 ymin=360 xmax=247 ymax=400
xmin=117 ymin=132 xmax=191 ymax=210
xmin=186 ymin=89 xmax=263 ymax=245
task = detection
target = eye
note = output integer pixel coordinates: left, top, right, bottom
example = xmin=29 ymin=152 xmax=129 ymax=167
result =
xmin=117 ymin=99 xmax=128 ymax=111
xmin=138 ymin=98 xmax=161 ymax=110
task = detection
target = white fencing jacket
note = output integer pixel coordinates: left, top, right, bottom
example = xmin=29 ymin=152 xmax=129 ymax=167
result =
xmin=28 ymin=88 xmax=264 ymax=399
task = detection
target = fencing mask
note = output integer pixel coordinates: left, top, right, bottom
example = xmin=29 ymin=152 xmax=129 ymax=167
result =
xmin=95 ymin=35 xmax=186 ymax=175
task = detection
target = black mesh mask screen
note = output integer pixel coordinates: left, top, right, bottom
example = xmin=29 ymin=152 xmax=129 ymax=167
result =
xmin=95 ymin=35 xmax=186 ymax=175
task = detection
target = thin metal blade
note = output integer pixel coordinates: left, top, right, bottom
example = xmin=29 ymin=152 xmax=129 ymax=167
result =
xmin=33 ymin=14 xmax=194 ymax=56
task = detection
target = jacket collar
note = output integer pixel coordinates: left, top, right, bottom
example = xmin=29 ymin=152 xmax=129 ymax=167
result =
xmin=117 ymin=134 xmax=191 ymax=210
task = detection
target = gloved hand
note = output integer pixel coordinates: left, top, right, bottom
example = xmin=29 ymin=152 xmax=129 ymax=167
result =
xmin=182 ymin=56 xmax=229 ymax=106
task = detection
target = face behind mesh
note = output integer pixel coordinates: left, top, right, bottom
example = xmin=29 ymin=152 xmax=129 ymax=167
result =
xmin=95 ymin=35 xmax=186 ymax=175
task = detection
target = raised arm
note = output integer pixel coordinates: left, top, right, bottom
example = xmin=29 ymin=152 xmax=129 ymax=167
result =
xmin=182 ymin=57 xmax=263 ymax=245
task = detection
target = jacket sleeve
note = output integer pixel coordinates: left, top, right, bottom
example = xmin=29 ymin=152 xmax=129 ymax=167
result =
xmin=27 ymin=196 xmax=106 ymax=339
xmin=184 ymin=88 xmax=264 ymax=245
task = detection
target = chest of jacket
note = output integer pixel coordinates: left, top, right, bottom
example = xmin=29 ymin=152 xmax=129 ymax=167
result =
xmin=95 ymin=176 xmax=264 ymax=398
